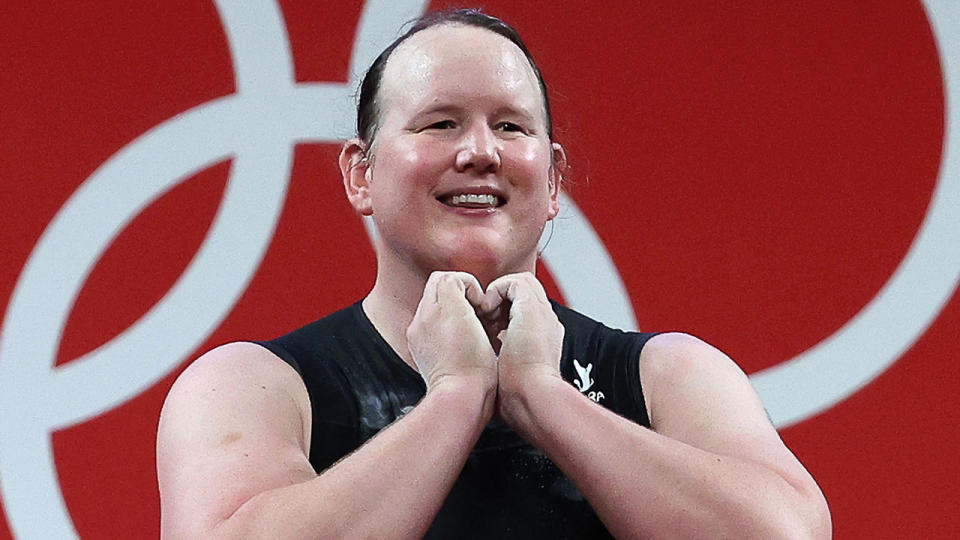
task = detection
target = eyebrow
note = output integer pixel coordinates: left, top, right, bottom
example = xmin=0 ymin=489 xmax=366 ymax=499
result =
xmin=491 ymin=105 xmax=537 ymax=121
xmin=415 ymin=103 xmax=462 ymax=117
xmin=414 ymin=103 xmax=538 ymax=122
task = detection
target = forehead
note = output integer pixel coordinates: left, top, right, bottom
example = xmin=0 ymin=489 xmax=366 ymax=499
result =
xmin=379 ymin=24 xmax=543 ymax=117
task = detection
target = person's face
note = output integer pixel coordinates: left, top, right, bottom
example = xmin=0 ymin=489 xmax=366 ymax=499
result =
xmin=347 ymin=24 xmax=562 ymax=282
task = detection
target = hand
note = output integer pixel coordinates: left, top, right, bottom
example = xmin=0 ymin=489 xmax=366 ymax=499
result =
xmin=479 ymin=273 xmax=564 ymax=418
xmin=407 ymin=272 xmax=497 ymax=401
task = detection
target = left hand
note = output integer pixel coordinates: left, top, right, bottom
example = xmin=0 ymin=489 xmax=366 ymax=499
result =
xmin=478 ymin=272 xmax=564 ymax=417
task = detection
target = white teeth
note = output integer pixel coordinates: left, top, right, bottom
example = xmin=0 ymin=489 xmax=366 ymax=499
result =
xmin=449 ymin=193 xmax=499 ymax=207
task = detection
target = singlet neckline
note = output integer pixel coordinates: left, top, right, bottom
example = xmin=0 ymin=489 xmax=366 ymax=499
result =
xmin=348 ymin=299 xmax=569 ymax=384
xmin=349 ymin=301 xmax=424 ymax=382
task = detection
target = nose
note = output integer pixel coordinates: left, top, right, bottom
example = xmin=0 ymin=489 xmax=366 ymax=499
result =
xmin=455 ymin=123 xmax=501 ymax=174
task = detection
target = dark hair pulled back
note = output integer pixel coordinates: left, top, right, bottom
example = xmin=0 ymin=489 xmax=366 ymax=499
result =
xmin=356 ymin=8 xmax=554 ymax=148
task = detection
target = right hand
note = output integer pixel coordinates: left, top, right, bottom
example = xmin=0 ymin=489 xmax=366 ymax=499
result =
xmin=407 ymin=272 xmax=498 ymax=397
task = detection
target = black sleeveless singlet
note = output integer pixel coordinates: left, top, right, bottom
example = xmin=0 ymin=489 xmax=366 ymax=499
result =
xmin=257 ymin=301 xmax=658 ymax=538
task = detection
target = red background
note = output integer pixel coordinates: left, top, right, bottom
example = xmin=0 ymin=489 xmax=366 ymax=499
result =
xmin=1 ymin=1 xmax=957 ymax=537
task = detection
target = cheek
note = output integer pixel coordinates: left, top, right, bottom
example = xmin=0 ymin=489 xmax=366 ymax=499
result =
xmin=508 ymin=143 xmax=554 ymax=192
xmin=378 ymin=139 xmax=447 ymax=180
xmin=398 ymin=140 xmax=425 ymax=167
xmin=377 ymin=137 xmax=419 ymax=168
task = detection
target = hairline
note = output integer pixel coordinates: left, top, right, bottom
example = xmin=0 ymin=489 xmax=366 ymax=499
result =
xmin=359 ymin=13 xmax=554 ymax=151
xmin=369 ymin=23 xmax=548 ymax=153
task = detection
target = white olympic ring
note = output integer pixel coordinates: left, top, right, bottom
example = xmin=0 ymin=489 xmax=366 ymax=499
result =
xmin=749 ymin=0 xmax=960 ymax=426
xmin=0 ymin=1 xmax=957 ymax=538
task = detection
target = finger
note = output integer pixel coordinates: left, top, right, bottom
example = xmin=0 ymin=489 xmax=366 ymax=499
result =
xmin=412 ymin=273 xmax=444 ymax=327
xmin=483 ymin=273 xmax=553 ymax=323
xmin=517 ymin=272 xmax=550 ymax=304
xmin=435 ymin=273 xmax=475 ymax=313
xmin=481 ymin=276 xmax=507 ymax=313
xmin=423 ymin=271 xmax=449 ymax=305
xmin=447 ymin=271 xmax=485 ymax=308
xmin=504 ymin=273 xmax=549 ymax=306
xmin=482 ymin=302 xmax=507 ymax=324
xmin=483 ymin=275 xmax=526 ymax=311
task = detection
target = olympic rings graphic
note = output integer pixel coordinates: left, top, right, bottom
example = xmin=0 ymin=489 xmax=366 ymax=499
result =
xmin=749 ymin=1 xmax=960 ymax=427
xmin=0 ymin=1 xmax=957 ymax=537
xmin=0 ymin=1 xmax=434 ymax=537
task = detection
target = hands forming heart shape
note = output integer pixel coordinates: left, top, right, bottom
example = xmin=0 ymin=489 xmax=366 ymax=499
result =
xmin=430 ymin=271 xmax=556 ymax=354
xmin=458 ymin=275 xmax=512 ymax=354
xmin=407 ymin=271 xmax=564 ymax=397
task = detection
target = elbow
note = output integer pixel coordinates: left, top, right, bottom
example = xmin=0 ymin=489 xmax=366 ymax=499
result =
xmin=751 ymin=462 xmax=832 ymax=540
xmin=202 ymin=493 xmax=350 ymax=540
xmin=160 ymin=515 xmax=243 ymax=540
xmin=754 ymin=487 xmax=832 ymax=540
xmin=800 ymin=489 xmax=832 ymax=540
xmin=765 ymin=512 xmax=831 ymax=540
xmin=791 ymin=477 xmax=831 ymax=540
xmin=731 ymin=510 xmax=829 ymax=540
xmin=160 ymin=496 xmax=282 ymax=540
xmin=707 ymin=475 xmax=831 ymax=540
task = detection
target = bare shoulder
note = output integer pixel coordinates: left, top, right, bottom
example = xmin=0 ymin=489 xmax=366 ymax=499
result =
xmin=639 ymin=332 xmax=827 ymax=501
xmin=640 ymin=332 xmax=740 ymax=386
xmin=159 ymin=342 xmax=311 ymax=451
xmin=639 ymin=332 xmax=770 ymax=440
xmin=163 ymin=342 xmax=308 ymax=409
xmin=157 ymin=342 xmax=314 ymax=537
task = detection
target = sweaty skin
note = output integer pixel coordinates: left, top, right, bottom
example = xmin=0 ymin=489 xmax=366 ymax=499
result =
xmin=157 ymin=23 xmax=830 ymax=539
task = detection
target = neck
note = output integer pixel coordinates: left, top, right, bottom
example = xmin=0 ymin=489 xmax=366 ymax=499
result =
xmin=361 ymin=262 xmax=421 ymax=368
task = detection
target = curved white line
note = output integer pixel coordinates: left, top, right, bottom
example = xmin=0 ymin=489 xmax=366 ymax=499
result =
xmin=751 ymin=0 xmax=960 ymax=427
xmin=0 ymin=95 xmax=271 ymax=540
xmin=0 ymin=1 xmax=298 ymax=538
xmin=216 ymin=0 xmax=296 ymax=92
xmin=351 ymin=0 xmax=432 ymax=83
xmin=0 ymin=1 xmax=436 ymax=537
xmin=542 ymin=194 xmax=639 ymax=331
xmin=2 ymin=96 xmax=257 ymax=405
xmin=0 ymin=1 xmax=953 ymax=537
xmin=47 ymin=130 xmax=293 ymax=426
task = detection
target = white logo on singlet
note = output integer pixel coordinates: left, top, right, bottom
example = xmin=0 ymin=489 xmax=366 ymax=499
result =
xmin=2 ymin=2 xmax=959 ymax=539
xmin=573 ymin=359 xmax=604 ymax=403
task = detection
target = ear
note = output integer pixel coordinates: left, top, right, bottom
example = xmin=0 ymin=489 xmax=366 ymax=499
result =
xmin=339 ymin=138 xmax=373 ymax=216
xmin=547 ymin=142 xmax=566 ymax=220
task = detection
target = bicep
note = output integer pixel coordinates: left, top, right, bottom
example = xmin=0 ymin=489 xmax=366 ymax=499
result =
xmin=640 ymin=333 xmax=814 ymax=489
xmin=157 ymin=342 xmax=315 ymax=537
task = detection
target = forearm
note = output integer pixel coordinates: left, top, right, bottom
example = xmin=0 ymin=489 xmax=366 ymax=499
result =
xmin=501 ymin=377 xmax=825 ymax=539
xmin=213 ymin=379 xmax=492 ymax=540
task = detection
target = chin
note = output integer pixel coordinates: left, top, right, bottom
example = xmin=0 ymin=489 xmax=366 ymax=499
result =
xmin=438 ymin=246 xmax=534 ymax=285
xmin=442 ymin=250 xmax=500 ymax=274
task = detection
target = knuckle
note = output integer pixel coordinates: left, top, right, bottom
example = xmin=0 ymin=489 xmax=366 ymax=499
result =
xmin=407 ymin=319 xmax=423 ymax=337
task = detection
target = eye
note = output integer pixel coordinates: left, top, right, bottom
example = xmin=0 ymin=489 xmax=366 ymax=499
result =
xmin=424 ymin=120 xmax=456 ymax=130
xmin=495 ymin=122 xmax=526 ymax=134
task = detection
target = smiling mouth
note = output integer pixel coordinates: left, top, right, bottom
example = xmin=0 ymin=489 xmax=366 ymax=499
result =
xmin=440 ymin=193 xmax=505 ymax=209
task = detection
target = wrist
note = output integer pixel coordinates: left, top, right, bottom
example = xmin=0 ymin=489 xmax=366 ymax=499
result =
xmin=497 ymin=370 xmax=565 ymax=437
xmin=427 ymin=373 xmax=497 ymax=424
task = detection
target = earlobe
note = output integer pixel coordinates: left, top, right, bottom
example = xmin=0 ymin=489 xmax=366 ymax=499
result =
xmin=339 ymin=139 xmax=374 ymax=216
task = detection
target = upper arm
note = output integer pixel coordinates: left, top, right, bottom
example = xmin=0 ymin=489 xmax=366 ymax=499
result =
xmin=156 ymin=342 xmax=315 ymax=538
xmin=639 ymin=333 xmax=821 ymax=496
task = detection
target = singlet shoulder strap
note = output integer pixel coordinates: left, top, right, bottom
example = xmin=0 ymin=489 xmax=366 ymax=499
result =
xmin=253 ymin=306 xmax=364 ymax=472
xmin=551 ymin=301 xmax=659 ymax=428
